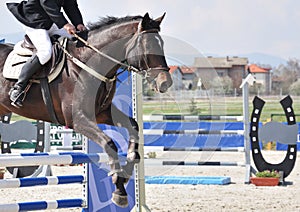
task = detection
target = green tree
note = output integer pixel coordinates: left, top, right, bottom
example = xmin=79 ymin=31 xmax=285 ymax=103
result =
xmin=211 ymin=76 xmax=233 ymax=95
xmin=289 ymin=80 xmax=300 ymax=95
xmin=272 ymin=58 xmax=300 ymax=95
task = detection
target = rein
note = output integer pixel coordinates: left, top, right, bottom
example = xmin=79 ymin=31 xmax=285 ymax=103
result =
xmin=59 ymin=44 xmax=116 ymax=83
xmin=73 ymin=33 xmax=140 ymax=74
xmin=59 ymin=32 xmax=141 ymax=83
xmin=60 ymin=25 xmax=169 ymax=83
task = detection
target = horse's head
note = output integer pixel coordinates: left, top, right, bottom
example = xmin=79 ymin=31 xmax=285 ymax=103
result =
xmin=126 ymin=13 xmax=172 ymax=93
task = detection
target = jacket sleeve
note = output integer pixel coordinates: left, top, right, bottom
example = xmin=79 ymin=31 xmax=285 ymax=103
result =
xmin=39 ymin=0 xmax=68 ymax=29
xmin=63 ymin=0 xmax=84 ymax=27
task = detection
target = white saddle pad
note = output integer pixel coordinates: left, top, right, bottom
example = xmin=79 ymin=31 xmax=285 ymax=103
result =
xmin=3 ymin=38 xmax=68 ymax=83
xmin=3 ymin=50 xmax=30 ymax=80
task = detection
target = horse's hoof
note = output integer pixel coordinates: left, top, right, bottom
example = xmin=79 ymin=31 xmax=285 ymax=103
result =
xmin=127 ymin=151 xmax=141 ymax=163
xmin=112 ymin=192 xmax=128 ymax=208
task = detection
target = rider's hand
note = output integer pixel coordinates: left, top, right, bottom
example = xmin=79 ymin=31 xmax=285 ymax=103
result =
xmin=75 ymin=25 xmax=88 ymax=48
xmin=77 ymin=24 xmax=87 ymax=32
xmin=64 ymin=23 xmax=76 ymax=35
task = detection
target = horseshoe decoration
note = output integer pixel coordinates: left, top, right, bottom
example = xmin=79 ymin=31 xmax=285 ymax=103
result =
xmin=250 ymin=96 xmax=297 ymax=179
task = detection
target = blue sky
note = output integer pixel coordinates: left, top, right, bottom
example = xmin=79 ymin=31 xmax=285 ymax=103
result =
xmin=1 ymin=0 xmax=300 ymax=62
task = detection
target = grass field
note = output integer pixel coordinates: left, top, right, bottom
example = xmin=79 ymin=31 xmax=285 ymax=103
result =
xmin=9 ymin=95 xmax=300 ymax=123
xmin=143 ymin=95 xmax=300 ymax=122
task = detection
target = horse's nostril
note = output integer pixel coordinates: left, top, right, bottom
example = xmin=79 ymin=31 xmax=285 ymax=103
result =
xmin=159 ymin=81 xmax=168 ymax=93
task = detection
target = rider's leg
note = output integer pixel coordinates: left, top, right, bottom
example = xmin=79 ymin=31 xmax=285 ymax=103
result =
xmin=25 ymin=27 xmax=52 ymax=65
xmin=9 ymin=26 xmax=52 ymax=107
xmin=9 ymin=56 xmax=42 ymax=107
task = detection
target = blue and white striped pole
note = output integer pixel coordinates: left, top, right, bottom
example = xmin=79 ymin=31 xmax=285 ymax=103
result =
xmin=145 ymin=146 xmax=245 ymax=152
xmin=0 ymin=175 xmax=84 ymax=189
xmin=161 ymin=161 xmax=244 ymax=166
xmin=145 ymin=160 xmax=244 ymax=167
xmin=0 ymin=152 xmax=110 ymax=167
xmin=0 ymin=199 xmax=84 ymax=212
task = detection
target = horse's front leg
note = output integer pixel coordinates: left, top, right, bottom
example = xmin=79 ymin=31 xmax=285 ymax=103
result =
xmin=110 ymin=105 xmax=141 ymax=178
xmin=73 ymin=113 xmax=129 ymax=208
xmin=70 ymin=76 xmax=129 ymax=207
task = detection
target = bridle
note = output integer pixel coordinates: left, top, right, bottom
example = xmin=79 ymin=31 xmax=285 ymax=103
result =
xmin=124 ymin=28 xmax=170 ymax=78
xmin=67 ymin=23 xmax=169 ymax=82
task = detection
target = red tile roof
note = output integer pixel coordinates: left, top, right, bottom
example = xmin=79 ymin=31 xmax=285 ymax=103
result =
xmin=180 ymin=67 xmax=196 ymax=74
xmin=169 ymin=66 xmax=179 ymax=74
xmin=249 ymin=64 xmax=271 ymax=73
xmin=168 ymin=66 xmax=196 ymax=74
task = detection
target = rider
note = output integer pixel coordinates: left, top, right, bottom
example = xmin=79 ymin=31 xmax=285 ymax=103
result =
xmin=6 ymin=0 xmax=86 ymax=107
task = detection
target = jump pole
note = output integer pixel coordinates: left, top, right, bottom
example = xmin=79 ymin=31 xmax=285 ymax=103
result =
xmin=0 ymin=199 xmax=84 ymax=212
xmin=240 ymin=73 xmax=256 ymax=183
xmin=145 ymin=146 xmax=245 ymax=152
xmin=0 ymin=152 xmax=110 ymax=167
xmin=0 ymin=175 xmax=84 ymax=188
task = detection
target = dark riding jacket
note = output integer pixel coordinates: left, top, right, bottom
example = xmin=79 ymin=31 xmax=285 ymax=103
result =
xmin=7 ymin=0 xmax=83 ymax=30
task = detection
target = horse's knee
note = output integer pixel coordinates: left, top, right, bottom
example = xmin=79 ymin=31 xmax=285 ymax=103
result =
xmin=130 ymin=118 xmax=139 ymax=132
xmin=105 ymin=140 xmax=118 ymax=155
xmin=127 ymin=151 xmax=141 ymax=163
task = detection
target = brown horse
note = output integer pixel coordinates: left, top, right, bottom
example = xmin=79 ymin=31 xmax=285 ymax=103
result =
xmin=0 ymin=13 xmax=172 ymax=207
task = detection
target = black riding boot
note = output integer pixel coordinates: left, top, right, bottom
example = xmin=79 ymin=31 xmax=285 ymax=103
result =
xmin=9 ymin=56 xmax=42 ymax=107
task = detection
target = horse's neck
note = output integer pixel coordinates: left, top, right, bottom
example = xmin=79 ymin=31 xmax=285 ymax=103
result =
xmin=69 ymin=21 xmax=139 ymax=79
xmin=88 ymin=22 xmax=139 ymax=58
xmin=79 ymin=22 xmax=139 ymax=77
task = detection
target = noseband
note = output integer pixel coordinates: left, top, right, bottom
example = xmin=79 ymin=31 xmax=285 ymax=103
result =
xmin=125 ymin=28 xmax=170 ymax=78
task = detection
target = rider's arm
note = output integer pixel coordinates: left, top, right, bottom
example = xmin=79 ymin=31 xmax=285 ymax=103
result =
xmin=39 ymin=0 xmax=69 ymax=29
xmin=62 ymin=0 xmax=84 ymax=30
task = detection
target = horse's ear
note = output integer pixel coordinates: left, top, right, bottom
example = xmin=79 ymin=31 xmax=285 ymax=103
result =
xmin=141 ymin=12 xmax=151 ymax=29
xmin=155 ymin=12 xmax=166 ymax=25
xmin=143 ymin=12 xmax=151 ymax=20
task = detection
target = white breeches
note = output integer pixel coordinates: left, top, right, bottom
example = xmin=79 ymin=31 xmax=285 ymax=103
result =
xmin=24 ymin=24 xmax=72 ymax=65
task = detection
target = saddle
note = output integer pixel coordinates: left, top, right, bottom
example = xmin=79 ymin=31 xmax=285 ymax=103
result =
xmin=3 ymin=35 xmax=67 ymax=83
xmin=22 ymin=34 xmax=36 ymax=52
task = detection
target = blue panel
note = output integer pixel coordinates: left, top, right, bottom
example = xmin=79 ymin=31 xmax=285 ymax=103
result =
xmin=144 ymin=121 xmax=245 ymax=148
xmin=145 ymin=121 xmax=300 ymax=150
xmin=144 ymin=134 xmax=244 ymax=148
xmin=276 ymin=142 xmax=300 ymax=151
xmin=143 ymin=122 xmax=244 ymax=130
xmin=112 ymin=69 xmax=133 ymax=117
xmin=145 ymin=176 xmax=231 ymax=185
xmin=83 ymin=69 xmax=135 ymax=211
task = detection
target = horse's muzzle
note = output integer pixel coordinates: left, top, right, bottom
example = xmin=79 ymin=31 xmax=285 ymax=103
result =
xmin=156 ymin=71 xmax=173 ymax=93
